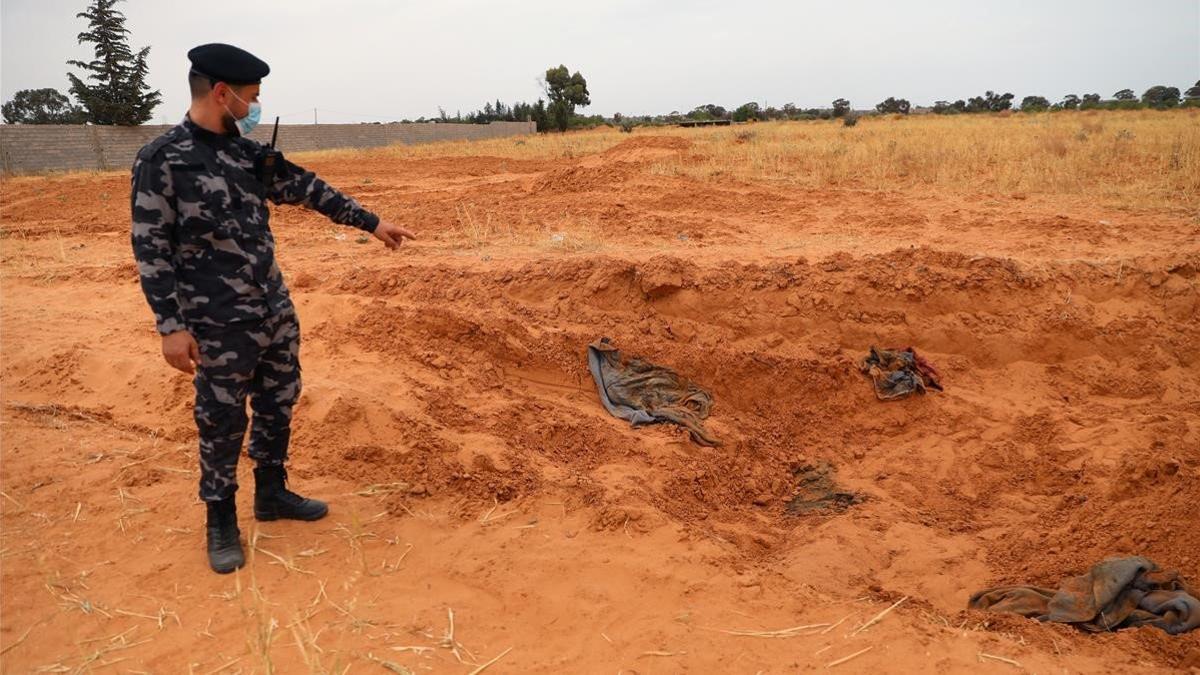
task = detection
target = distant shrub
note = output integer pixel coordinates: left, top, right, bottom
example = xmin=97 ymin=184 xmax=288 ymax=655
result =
xmin=1020 ymin=95 xmax=1050 ymax=112
xmin=875 ymin=97 xmax=911 ymax=114
xmin=843 ymin=115 xmax=858 ymax=127
xmin=1142 ymin=85 xmax=1181 ymax=109
xmin=732 ymin=102 xmax=761 ymax=122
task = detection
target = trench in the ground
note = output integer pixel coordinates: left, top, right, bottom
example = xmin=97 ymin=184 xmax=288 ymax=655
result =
xmin=282 ymin=251 xmax=1198 ymax=607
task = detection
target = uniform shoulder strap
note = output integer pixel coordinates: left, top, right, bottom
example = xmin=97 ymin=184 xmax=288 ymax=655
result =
xmin=136 ymin=125 xmax=186 ymax=162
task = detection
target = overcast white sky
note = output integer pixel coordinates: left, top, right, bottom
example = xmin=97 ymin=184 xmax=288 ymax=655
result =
xmin=3 ymin=0 xmax=1198 ymax=124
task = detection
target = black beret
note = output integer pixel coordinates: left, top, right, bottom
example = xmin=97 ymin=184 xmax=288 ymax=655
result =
xmin=187 ymin=43 xmax=269 ymax=85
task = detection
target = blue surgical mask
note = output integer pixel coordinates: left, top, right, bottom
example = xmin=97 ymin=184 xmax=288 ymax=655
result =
xmin=225 ymin=91 xmax=262 ymax=137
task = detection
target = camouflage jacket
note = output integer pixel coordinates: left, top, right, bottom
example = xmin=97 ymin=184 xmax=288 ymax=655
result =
xmin=131 ymin=115 xmax=378 ymax=335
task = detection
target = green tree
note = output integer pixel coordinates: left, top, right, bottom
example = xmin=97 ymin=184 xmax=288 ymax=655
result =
xmin=831 ymin=98 xmax=851 ymax=117
xmin=1184 ymin=81 xmax=1200 ymax=100
xmin=955 ymin=91 xmax=1012 ymax=112
xmin=689 ymin=104 xmax=728 ymax=120
xmin=985 ymin=91 xmax=1014 ymax=111
xmin=543 ymin=64 xmax=590 ymax=132
xmin=1061 ymin=94 xmax=1080 ymax=110
xmin=1113 ymin=88 xmax=1136 ymax=100
xmin=875 ymin=97 xmax=911 ymax=114
xmin=1019 ymin=95 xmax=1050 ymax=112
xmin=932 ymin=100 xmax=966 ymax=114
xmin=66 ymin=0 xmax=161 ymax=125
xmin=2 ymin=88 xmax=87 ymax=124
xmin=732 ymin=101 xmax=760 ymax=122
xmin=1141 ymin=85 xmax=1180 ymax=108
xmin=532 ymin=99 xmax=548 ymax=131
xmin=967 ymin=91 xmax=1013 ymax=112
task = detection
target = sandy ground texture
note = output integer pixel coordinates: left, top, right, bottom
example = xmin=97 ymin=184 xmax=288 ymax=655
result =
xmin=2 ymin=123 xmax=1199 ymax=673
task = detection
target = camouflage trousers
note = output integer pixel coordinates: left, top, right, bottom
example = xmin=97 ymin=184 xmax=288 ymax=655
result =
xmin=193 ymin=311 xmax=301 ymax=502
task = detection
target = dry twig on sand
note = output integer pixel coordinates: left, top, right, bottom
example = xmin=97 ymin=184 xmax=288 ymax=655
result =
xmin=367 ymin=653 xmax=414 ymax=674
xmin=821 ymin=614 xmax=851 ymax=634
xmin=67 ymin=627 xmax=153 ymax=672
xmin=639 ymin=650 xmax=686 ymax=658
xmin=1 ymin=490 xmax=26 ymax=511
xmin=479 ymin=499 xmax=516 ymax=525
xmin=202 ymin=657 xmax=242 ymax=674
xmin=253 ymin=543 xmax=315 ymax=575
xmin=714 ymin=622 xmax=831 ymax=638
xmin=825 ymin=646 xmax=872 ymax=668
xmin=468 ymin=647 xmax=513 ymax=674
xmin=354 ymin=482 xmax=411 ymax=497
xmin=850 ymin=596 xmax=908 ymax=636
xmin=0 ymin=623 xmax=36 ymax=655
xmin=114 ymin=606 xmax=181 ymax=630
xmin=440 ymin=608 xmax=477 ymax=664
xmin=978 ymin=652 xmax=1022 ymax=668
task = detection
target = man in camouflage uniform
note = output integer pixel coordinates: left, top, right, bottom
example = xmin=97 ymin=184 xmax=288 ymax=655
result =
xmin=131 ymin=43 xmax=415 ymax=573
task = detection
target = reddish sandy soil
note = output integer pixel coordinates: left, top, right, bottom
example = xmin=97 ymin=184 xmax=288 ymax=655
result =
xmin=1 ymin=135 xmax=1198 ymax=672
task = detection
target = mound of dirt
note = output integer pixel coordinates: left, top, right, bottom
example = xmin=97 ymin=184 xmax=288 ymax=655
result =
xmin=528 ymin=136 xmax=692 ymax=193
xmin=530 ymin=161 xmax=637 ymax=193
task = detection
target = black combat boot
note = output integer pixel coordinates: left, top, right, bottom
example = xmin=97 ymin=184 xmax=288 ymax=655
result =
xmin=253 ymin=465 xmax=328 ymax=522
xmin=206 ymin=498 xmax=245 ymax=574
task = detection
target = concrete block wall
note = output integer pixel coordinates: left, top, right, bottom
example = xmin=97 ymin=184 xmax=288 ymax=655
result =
xmin=0 ymin=120 xmax=536 ymax=174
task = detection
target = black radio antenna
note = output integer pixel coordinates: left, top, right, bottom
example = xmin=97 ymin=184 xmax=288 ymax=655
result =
xmin=269 ymin=116 xmax=280 ymax=148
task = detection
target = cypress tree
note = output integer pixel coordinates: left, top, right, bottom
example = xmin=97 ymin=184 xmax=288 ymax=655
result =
xmin=66 ymin=0 xmax=161 ymax=125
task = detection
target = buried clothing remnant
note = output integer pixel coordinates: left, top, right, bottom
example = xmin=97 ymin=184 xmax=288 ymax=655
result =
xmin=587 ymin=338 xmax=720 ymax=447
xmin=859 ymin=347 xmax=943 ymax=401
xmin=786 ymin=461 xmax=864 ymax=515
xmin=968 ymin=557 xmax=1200 ymax=635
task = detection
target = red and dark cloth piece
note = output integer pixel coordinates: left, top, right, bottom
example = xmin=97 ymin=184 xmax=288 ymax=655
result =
xmin=859 ymin=346 xmax=943 ymax=401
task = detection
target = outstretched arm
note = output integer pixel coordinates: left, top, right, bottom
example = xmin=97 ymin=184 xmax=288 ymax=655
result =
xmin=266 ymin=156 xmax=416 ymax=248
xmin=267 ymin=157 xmax=380 ymax=230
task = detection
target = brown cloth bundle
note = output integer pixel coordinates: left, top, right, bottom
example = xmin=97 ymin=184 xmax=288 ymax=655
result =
xmin=968 ymin=557 xmax=1200 ymax=635
xmin=586 ymin=338 xmax=720 ymax=447
xmin=859 ymin=346 xmax=943 ymax=401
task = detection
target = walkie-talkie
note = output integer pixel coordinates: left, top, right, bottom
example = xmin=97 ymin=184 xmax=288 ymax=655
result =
xmin=256 ymin=116 xmax=283 ymax=186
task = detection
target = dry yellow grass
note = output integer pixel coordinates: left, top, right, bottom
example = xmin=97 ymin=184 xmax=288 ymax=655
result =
xmin=443 ymin=200 xmax=604 ymax=253
xmin=301 ymin=110 xmax=1200 ymax=210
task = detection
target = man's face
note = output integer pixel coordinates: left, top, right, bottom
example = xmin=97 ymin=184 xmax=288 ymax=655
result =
xmin=213 ymin=82 xmax=260 ymax=134
xmin=214 ymin=82 xmax=260 ymax=118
